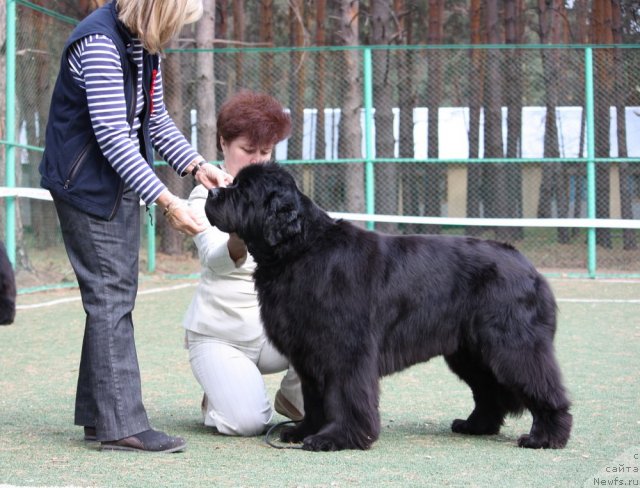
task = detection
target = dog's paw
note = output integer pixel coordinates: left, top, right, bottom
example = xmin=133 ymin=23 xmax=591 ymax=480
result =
xmin=518 ymin=433 xmax=555 ymax=449
xmin=451 ymin=418 xmax=500 ymax=436
xmin=451 ymin=419 xmax=469 ymax=434
xmin=517 ymin=434 xmax=546 ymax=448
xmin=279 ymin=425 xmax=305 ymax=444
xmin=301 ymin=434 xmax=345 ymax=452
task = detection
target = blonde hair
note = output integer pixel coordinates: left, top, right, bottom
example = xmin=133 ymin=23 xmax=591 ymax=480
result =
xmin=116 ymin=0 xmax=203 ymax=53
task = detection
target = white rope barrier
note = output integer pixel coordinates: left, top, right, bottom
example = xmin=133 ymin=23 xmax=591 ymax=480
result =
xmin=329 ymin=212 xmax=640 ymax=229
xmin=2 ymin=187 xmax=638 ymax=229
xmin=0 ymin=187 xmax=147 ymax=206
xmin=0 ymin=186 xmax=53 ymax=201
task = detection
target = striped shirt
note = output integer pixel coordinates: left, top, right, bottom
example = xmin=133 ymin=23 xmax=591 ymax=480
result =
xmin=67 ymin=34 xmax=200 ymax=205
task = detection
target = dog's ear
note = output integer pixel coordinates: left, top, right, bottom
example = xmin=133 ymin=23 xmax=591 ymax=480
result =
xmin=263 ymin=193 xmax=302 ymax=246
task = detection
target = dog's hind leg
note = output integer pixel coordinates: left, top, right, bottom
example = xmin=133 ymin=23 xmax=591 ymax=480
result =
xmin=498 ymin=345 xmax=572 ymax=449
xmin=445 ymin=350 xmax=522 ymax=436
xmin=518 ymin=404 xmax=572 ymax=449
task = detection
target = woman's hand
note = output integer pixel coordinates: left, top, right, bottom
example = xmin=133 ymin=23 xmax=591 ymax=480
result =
xmin=195 ymin=163 xmax=234 ymax=189
xmin=165 ymin=199 xmax=207 ymax=236
xmin=227 ymin=232 xmax=247 ymax=264
xmin=156 ymin=191 xmax=206 ymax=236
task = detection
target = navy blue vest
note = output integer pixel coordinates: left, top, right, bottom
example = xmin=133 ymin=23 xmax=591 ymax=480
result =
xmin=39 ymin=1 xmax=159 ymax=220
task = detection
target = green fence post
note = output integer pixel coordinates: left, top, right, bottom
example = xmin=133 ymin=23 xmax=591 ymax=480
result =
xmin=363 ymin=47 xmax=375 ymax=230
xmin=4 ymin=0 xmax=17 ymax=267
xmin=584 ymin=46 xmax=597 ymax=278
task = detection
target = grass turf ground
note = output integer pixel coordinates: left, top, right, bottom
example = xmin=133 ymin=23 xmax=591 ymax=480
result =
xmin=1 ymin=278 xmax=639 ymax=487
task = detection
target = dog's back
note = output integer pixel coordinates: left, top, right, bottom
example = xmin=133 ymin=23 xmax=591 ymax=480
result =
xmin=325 ymin=227 xmax=557 ymax=375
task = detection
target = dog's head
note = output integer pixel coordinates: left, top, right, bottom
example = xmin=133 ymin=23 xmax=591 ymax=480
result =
xmin=205 ymin=162 xmax=329 ymax=262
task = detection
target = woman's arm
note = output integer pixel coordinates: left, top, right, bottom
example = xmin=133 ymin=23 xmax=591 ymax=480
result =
xmin=70 ymin=35 xmax=166 ymax=205
xmin=148 ymin=62 xmax=233 ymax=189
xmin=147 ymin=60 xmax=201 ymax=177
xmin=189 ymin=185 xmax=248 ymax=274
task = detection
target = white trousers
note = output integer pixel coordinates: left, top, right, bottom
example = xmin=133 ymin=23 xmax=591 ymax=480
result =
xmin=186 ymin=330 xmax=303 ymax=436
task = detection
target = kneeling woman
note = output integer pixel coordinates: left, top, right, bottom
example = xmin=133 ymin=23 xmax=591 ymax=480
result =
xmin=183 ymin=91 xmax=304 ymax=436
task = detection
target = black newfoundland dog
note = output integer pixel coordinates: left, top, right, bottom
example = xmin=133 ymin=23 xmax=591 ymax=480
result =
xmin=1 ymin=240 xmax=17 ymax=325
xmin=205 ymin=163 xmax=572 ymax=452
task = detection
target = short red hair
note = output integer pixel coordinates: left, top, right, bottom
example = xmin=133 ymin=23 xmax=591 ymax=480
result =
xmin=216 ymin=90 xmax=291 ymax=152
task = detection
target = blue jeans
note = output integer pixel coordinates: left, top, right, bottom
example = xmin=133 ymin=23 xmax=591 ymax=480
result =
xmin=54 ymin=189 xmax=150 ymax=441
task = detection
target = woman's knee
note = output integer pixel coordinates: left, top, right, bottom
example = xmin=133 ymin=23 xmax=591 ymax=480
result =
xmin=214 ymin=411 xmax=271 ymax=437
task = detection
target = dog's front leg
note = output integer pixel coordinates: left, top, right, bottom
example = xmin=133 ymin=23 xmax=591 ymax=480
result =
xmin=302 ymin=369 xmax=380 ymax=451
xmin=279 ymin=381 xmax=325 ymax=443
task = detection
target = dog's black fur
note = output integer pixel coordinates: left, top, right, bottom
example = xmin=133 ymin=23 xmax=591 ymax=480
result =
xmin=205 ymin=163 xmax=572 ymax=452
xmin=0 ymin=241 xmax=17 ymax=325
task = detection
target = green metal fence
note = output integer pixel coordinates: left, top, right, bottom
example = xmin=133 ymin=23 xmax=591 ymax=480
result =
xmin=3 ymin=0 xmax=640 ymax=291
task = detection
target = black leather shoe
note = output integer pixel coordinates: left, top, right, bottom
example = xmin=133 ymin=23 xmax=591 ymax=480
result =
xmin=100 ymin=429 xmax=187 ymax=453
xmin=84 ymin=426 xmax=97 ymax=441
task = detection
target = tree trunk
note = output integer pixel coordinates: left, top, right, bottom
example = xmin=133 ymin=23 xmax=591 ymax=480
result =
xmin=338 ymin=0 xmax=365 ymax=215
xmin=259 ymin=0 xmax=274 ymax=93
xmin=395 ymin=0 xmax=420 ymax=234
xmin=371 ymin=0 xmax=398 ymax=233
xmin=482 ymin=0 xmax=504 ymax=234
xmin=312 ymin=0 xmax=334 ymax=211
xmin=196 ymin=2 xmax=217 ymax=162
xmin=288 ymin=0 xmax=307 ymax=192
xmin=537 ymin=0 xmax=571 ymax=245
xmin=570 ymin=0 xmax=590 ymax=239
xmin=466 ymin=0 xmax=485 ymax=235
xmin=501 ymin=0 xmax=524 ymax=241
xmin=591 ymin=0 xmax=613 ymax=248
xmin=420 ymin=0 xmax=444 ymax=235
xmin=215 ymin=1 xmax=229 ymax=112
xmin=573 ymin=0 xmax=590 ymax=44
xmin=157 ymin=34 xmax=194 ymax=255
xmin=612 ymin=0 xmax=636 ymax=249
xmin=232 ymin=0 xmax=244 ymax=89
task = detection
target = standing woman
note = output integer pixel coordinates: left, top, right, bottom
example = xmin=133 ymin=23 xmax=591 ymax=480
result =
xmin=39 ymin=0 xmax=231 ymax=453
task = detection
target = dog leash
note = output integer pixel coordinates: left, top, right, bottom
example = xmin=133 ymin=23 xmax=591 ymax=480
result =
xmin=263 ymin=420 xmax=303 ymax=449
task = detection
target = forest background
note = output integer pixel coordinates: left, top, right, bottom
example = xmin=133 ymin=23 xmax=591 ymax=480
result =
xmin=1 ymin=0 xmax=640 ymax=284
